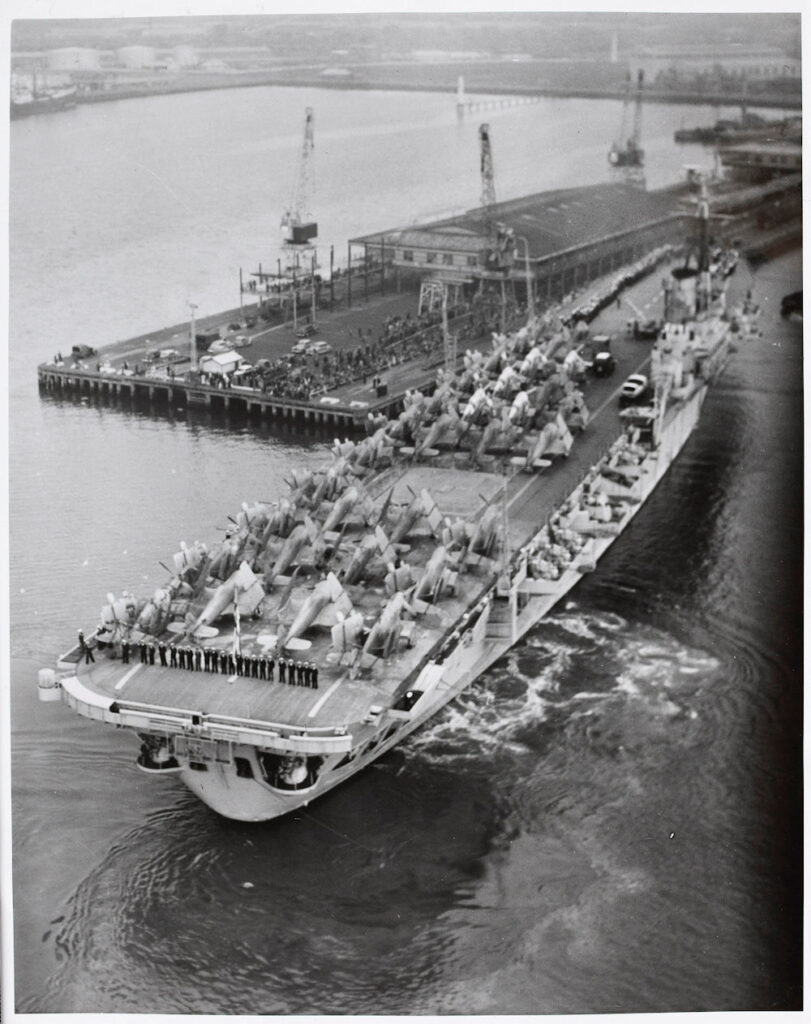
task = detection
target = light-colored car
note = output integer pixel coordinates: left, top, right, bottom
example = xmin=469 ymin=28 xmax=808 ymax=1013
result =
xmin=309 ymin=340 xmax=332 ymax=355
xmin=619 ymin=373 xmax=649 ymax=406
xmin=207 ymin=339 xmax=231 ymax=355
xmin=232 ymin=335 xmax=252 ymax=348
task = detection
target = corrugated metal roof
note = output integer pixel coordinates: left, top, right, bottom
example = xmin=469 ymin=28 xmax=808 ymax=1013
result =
xmin=353 ymin=183 xmax=682 ymax=260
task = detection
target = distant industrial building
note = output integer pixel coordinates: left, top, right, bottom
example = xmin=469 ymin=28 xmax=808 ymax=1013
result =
xmin=116 ymin=45 xmax=157 ymax=69
xmin=46 ymin=47 xmax=101 ymax=71
xmin=351 ymin=183 xmax=684 ymax=305
xmin=721 ymin=143 xmax=802 ymax=183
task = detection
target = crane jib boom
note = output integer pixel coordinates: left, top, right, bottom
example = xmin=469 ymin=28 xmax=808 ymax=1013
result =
xmin=281 ymin=107 xmax=317 ymax=247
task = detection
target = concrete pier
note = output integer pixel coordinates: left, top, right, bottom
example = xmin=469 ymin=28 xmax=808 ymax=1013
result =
xmin=37 ymin=360 xmax=423 ymax=430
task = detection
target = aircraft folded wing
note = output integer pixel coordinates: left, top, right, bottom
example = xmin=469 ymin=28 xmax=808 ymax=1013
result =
xmin=234 ymin=561 xmax=265 ymax=615
xmin=421 ymin=488 xmax=446 ymax=539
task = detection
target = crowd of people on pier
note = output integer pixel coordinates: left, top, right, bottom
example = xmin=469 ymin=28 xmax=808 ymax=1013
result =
xmin=193 ymin=300 xmax=499 ymax=401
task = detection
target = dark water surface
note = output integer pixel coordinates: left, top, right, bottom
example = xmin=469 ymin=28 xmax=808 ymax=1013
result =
xmin=9 ymin=86 xmax=803 ymax=1013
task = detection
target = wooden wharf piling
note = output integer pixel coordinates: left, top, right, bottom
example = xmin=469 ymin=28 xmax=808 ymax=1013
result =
xmin=37 ymin=360 xmax=437 ymax=431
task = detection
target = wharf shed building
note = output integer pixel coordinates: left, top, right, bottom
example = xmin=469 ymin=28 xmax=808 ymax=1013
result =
xmin=349 ymin=183 xmax=685 ymax=309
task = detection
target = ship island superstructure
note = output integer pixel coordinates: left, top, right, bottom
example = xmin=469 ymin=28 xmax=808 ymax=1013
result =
xmin=40 ymin=197 xmax=758 ymax=821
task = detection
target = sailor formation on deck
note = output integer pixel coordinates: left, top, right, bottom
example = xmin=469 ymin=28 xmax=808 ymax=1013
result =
xmin=88 ymin=631 xmax=320 ymax=688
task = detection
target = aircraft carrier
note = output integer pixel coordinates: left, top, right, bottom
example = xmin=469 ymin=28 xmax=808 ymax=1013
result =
xmin=39 ymin=195 xmax=760 ymax=821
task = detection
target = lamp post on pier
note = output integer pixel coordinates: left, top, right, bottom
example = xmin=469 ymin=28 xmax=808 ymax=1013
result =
xmin=517 ymin=235 xmax=534 ymax=322
xmin=188 ymin=302 xmax=198 ymax=372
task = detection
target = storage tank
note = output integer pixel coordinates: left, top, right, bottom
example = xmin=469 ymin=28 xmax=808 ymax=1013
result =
xmin=172 ymin=45 xmax=197 ymax=68
xmin=47 ymin=47 xmax=101 ymax=71
xmin=116 ymin=45 xmax=156 ymax=69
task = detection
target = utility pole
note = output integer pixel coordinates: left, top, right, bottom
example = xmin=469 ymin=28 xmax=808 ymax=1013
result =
xmin=518 ymin=235 xmax=534 ymax=320
xmin=310 ymin=252 xmax=317 ymax=327
xmin=442 ymin=286 xmax=456 ymax=374
xmin=188 ymin=302 xmax=198 ymax=371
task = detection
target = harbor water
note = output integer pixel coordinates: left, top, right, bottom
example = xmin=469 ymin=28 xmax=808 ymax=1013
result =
xmin=9 ymin=86 xmax=803 ymax=1012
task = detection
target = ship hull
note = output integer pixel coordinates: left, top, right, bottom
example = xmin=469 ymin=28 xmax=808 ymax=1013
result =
xmin=10 ymin=89 xmax=77 ymax=119
xmin=131 ymin=369 xmax=716 ymax=821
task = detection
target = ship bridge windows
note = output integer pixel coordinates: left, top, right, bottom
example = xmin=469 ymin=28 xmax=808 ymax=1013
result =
xmin=234 ymin=756 xmax=254 ymax=779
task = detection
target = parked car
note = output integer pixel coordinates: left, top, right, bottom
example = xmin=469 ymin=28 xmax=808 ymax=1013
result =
xmin=71 ymin=344 xmax=97 ymax=359
xmin=591 ymin=351 xmax=616 ymax=377
xmin=296 ymin=322 xmax=317 ymax=339
xmin=619 ymin=373 xmax=649 ymax=406
xmin=232 ymin=335 xmax=252 ymax=348
xmin=309 ymin=340 xmax=332 ymax=355
xmin=627 ymin=318 xmax=660 ymax=341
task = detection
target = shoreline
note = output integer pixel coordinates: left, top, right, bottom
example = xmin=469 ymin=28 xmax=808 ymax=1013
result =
xmin=14 ymin=69 xmax=801 ymax=114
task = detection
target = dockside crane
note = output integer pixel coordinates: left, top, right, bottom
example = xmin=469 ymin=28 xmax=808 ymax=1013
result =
xmin=608 ymin=70 xmax=645 ymax=186
xmin=479 ymin=122 xmax=497 ymax=232
xmin=239 ymin=107 xmax=318 ymax=325
xmin=281 ymin=106 xmax=317 ymax=253
xmin=280 ymin=107 xmax=318 ymax=328
xmin=477 ymin=122 xmax=516 ymax=329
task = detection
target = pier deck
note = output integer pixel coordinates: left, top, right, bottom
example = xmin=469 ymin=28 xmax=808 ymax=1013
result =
xmin=37 ymin=288 xmax=490 ymax=429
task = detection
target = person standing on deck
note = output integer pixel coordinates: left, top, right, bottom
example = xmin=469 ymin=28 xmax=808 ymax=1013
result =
xmin=279 ymin=659 xmax=287 ymax=684
xmin=195 ymin=648 xmax=202 ymax=672
xmin=158 ymin=640 xmax=167 ymax=667
xmin=78 ymin=630 xmax=95 ymax=664
xmin=121 ymin=638 xmax=130 ymax=665
xmin=267 ymin=658 xmax=275 ymax=682
xmin=148 ymin=643 xmax=156 ymax=666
